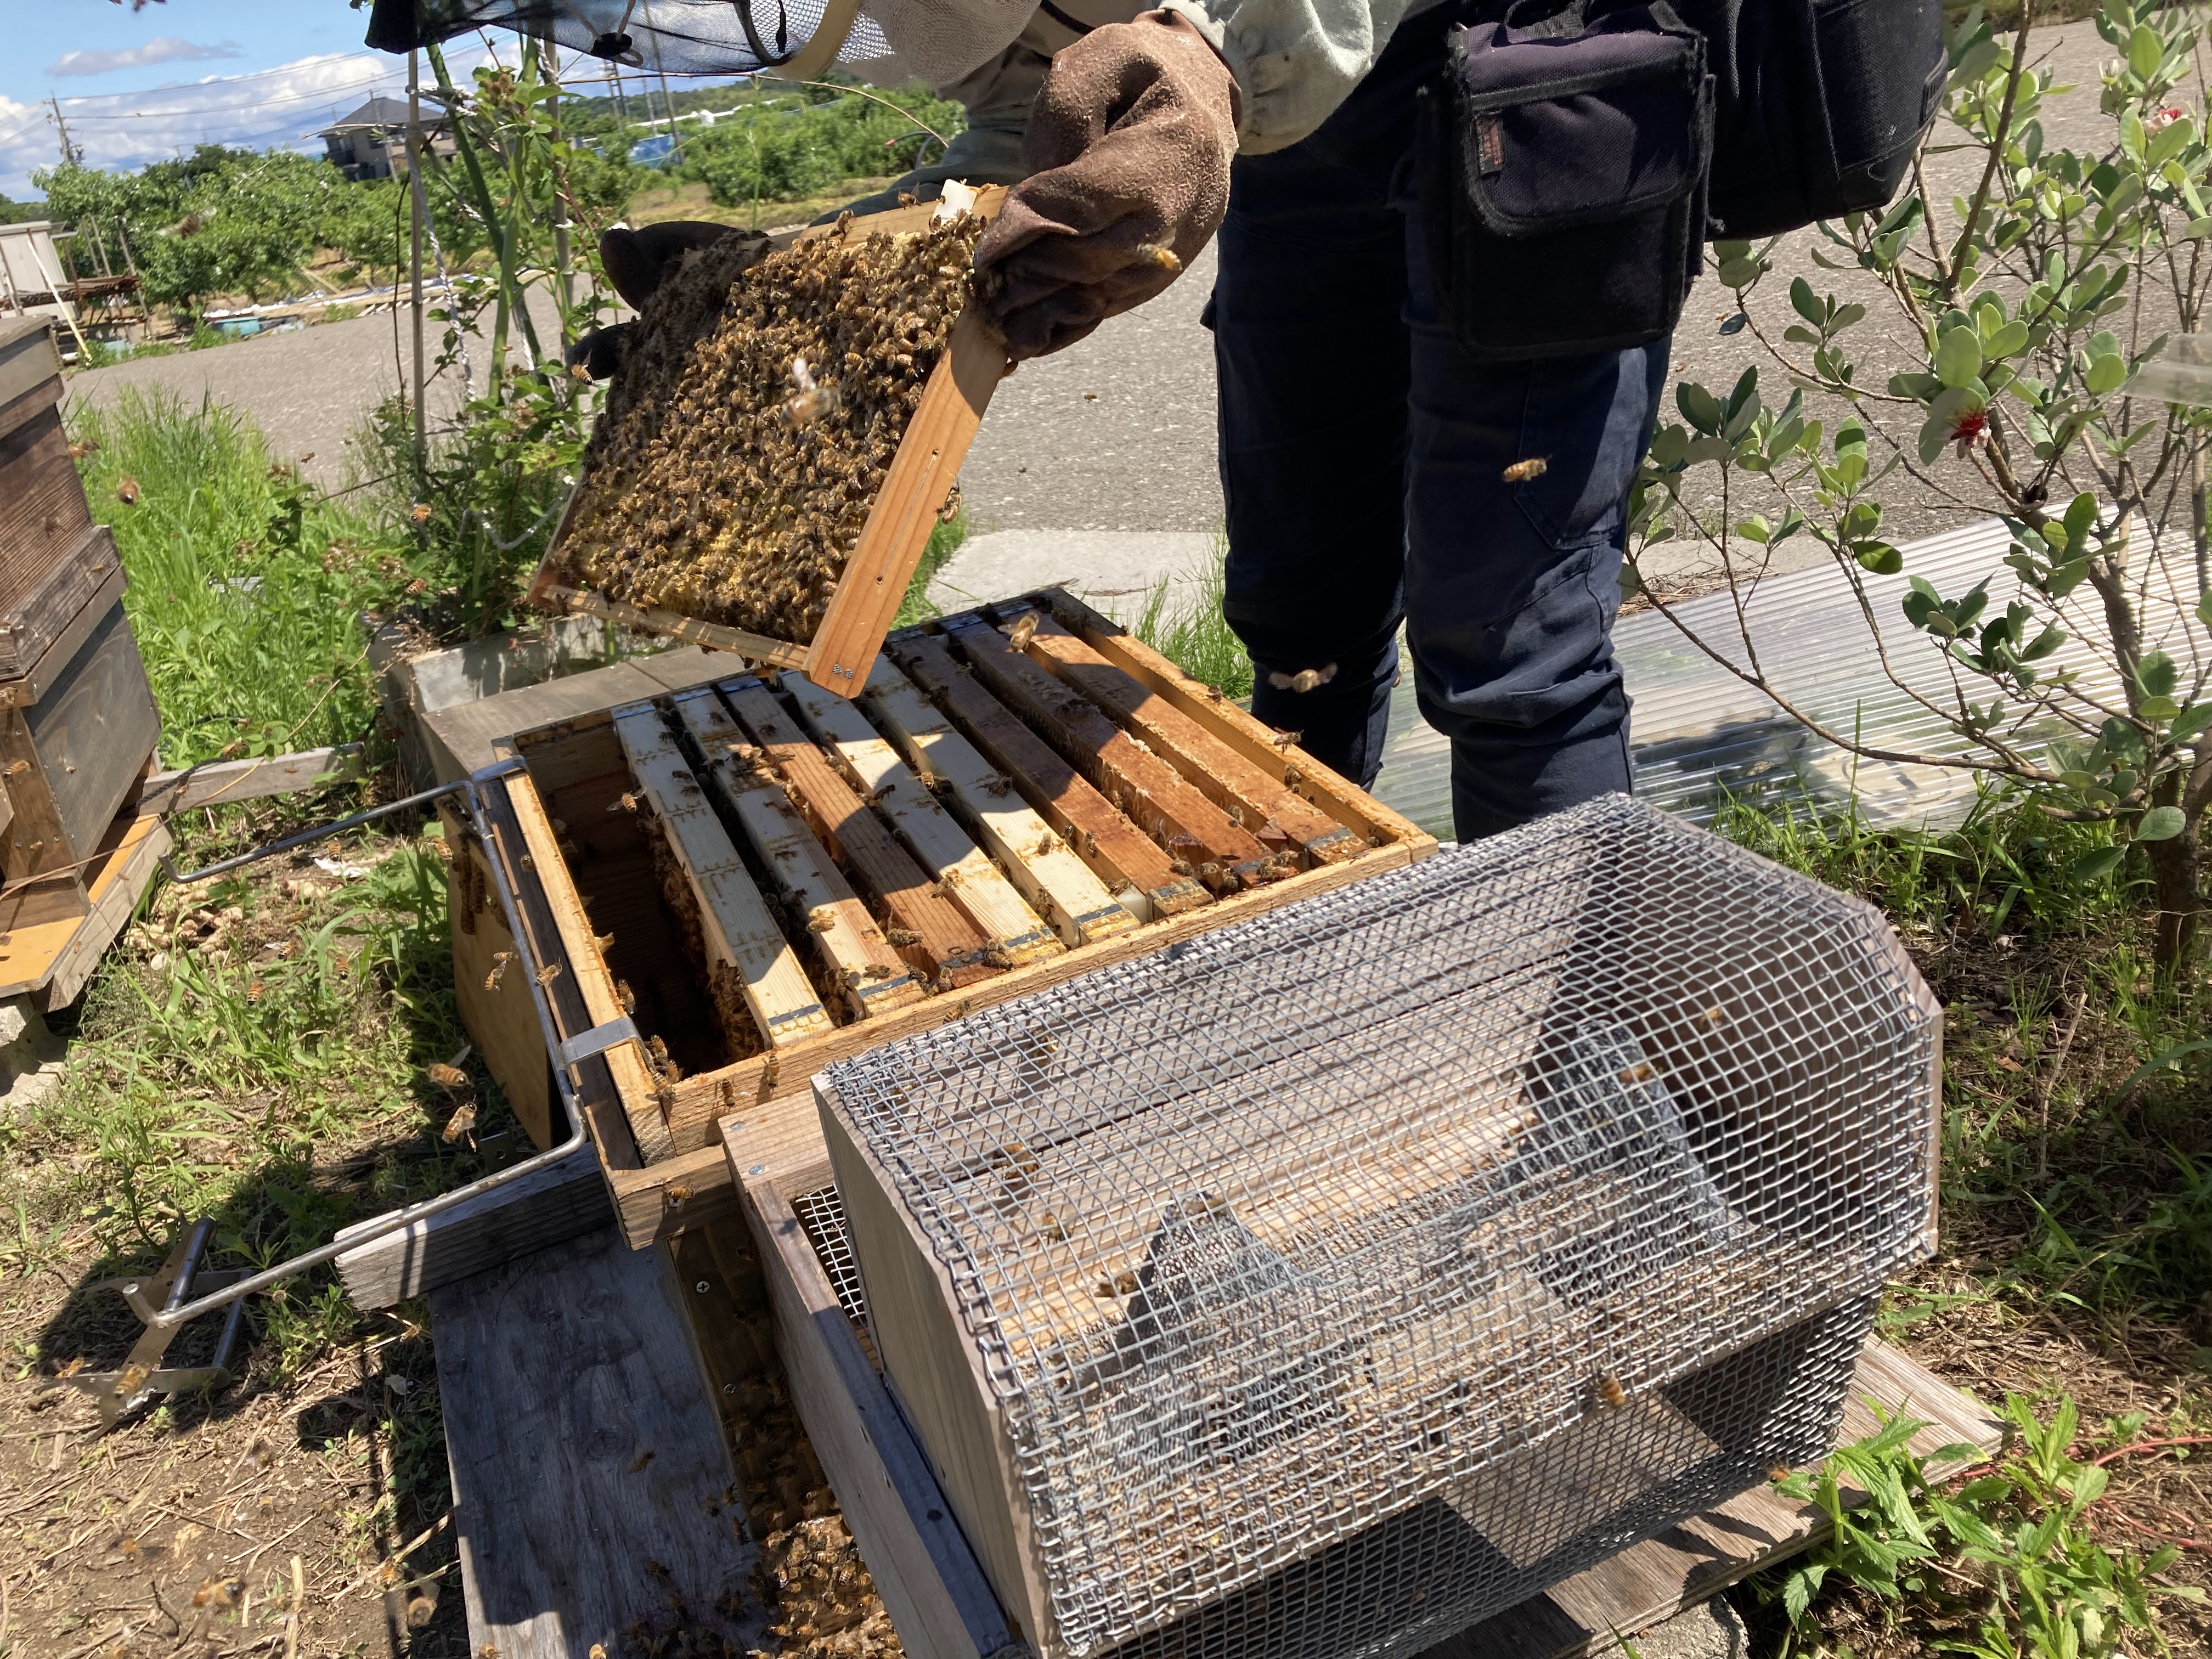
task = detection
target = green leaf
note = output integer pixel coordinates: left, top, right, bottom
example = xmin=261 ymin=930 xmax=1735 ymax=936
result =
xmin=1790 ymin=275 xmax=1823 ymax=325
xmin=2138 ymin=805 xmax=2187 ymax=840
xmin=2169 ymin=702 xmax=2212 ymax=742
xmin=2139 ymin=648 xmax=2179 ymax=696
xmin=2138 ymin=695 xmax=2182 ymax=721
xmin=1856 ymin=542 xmax=1904 ymax=574
xmin=1934 ymin=328 xmax=1984 ymax=390
xmin=1717 ymin=255 xmax=1764 ymax=289
xmin=2062 ymin=491 xmax=2100 ymax=552
xmin=2129 ymin=21 xmax=2162 ymax=78
xmin=1676 ymin=382 xmax=1724 ymax=434
xmin=1983 ymin=319 xmax=2030 ymax=359
xmin=2085 ymin=352 xmax=2129 ymax=396
xmin=2198 ymin=588 xmax=2212 ymax=628
xmin=2069 ymin=845 xmax=2126 ymax=881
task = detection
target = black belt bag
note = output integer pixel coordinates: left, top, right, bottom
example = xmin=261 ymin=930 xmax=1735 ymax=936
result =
xmin=1419 ymin=0 xmax=1713 ymax=362
xmin=1679 ymin=0 xmax=1948 ymax=239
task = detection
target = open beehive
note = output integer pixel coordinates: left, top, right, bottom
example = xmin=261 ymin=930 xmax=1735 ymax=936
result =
xmin=814 ymin=794 xmax=1942 ymax=1659
xmin=528 ymin=190 xmax=1009 ymax=699
xmin=464 ymin=588 xmax=1435 ymax=1243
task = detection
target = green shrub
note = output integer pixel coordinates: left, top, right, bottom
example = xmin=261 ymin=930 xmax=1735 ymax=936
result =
xmin=679 ymin=87 xmax=965 ymax=207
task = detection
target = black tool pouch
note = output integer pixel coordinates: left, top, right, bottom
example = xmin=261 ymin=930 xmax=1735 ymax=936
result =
xmin=1419 ymin=0 xmax=1712 ymax=363
xmin=1675 ymin=0 xmax=1946 ymax=238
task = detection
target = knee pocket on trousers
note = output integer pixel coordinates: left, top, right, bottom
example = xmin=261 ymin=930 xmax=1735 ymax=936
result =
xmin=1504 ymin=353 xmax=1650 ymax=554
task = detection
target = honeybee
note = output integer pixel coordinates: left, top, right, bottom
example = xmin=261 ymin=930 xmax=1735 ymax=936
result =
xmin=483 ymin=952 xmax=514 ymax=990
xmin=886 ymin=927 xmax=921 ymax=946
xmin=534 ymin=962 xmax=563 ymax=988
xmin=1005 ymin=612 xmax=1040 ymax=652
xmin=1594 ymin=1375 xmax=1627 ymax=1409
xmin=427 ymin=1062 xmax=470 ymax=1090
xmin=1503 ymin=458 xmax=1549 ymax=483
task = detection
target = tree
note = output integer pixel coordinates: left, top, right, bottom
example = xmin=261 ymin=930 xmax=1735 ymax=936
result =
xmin=1631 ymin=0 xmax=2212 ymax=969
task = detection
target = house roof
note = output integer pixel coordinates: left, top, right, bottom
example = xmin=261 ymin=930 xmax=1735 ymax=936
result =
xmin=318 ymin=95 xmax=449 ymax=136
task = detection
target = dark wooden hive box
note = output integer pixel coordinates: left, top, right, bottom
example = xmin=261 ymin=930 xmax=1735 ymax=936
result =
xmin=0 ymin=319 xmax=160 ymax=930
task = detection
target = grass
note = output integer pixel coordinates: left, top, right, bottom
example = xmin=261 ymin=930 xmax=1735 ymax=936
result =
xmin=1132 ymin=544 xmax=1254 ymax=701
xmin=72 ymin=390 xmax=416 ymax=766
xmin=893 ymin=508 xmax=970 ymax=627
xmin=1709 ymin=789 xmax=2212 ymax=1656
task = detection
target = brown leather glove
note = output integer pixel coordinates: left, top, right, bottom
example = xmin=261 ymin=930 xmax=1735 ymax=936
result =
xmin=973 ymin=10 xmax=1240 ymax=359
xmin=568 ymin=221 xmax=768 ymax=379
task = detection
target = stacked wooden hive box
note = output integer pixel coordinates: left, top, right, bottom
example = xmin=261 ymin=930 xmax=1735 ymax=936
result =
xmin=0 ymin=319 xmax=160 ymax=966
xmin=453 ymin=589 xmax=1436 ymax=1244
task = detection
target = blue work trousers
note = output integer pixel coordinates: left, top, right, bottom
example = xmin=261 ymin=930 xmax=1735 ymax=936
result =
xmin=1209 ymin=7 xmax=1671 ymax=840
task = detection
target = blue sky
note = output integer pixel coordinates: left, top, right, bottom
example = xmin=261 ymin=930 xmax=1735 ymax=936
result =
xmin=0 ymin=2 xmax=495 ymax=199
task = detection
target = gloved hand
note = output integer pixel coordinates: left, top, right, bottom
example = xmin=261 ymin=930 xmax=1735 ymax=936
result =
xmin=566 ymin=221 xmax=769 ymax=379
xmin=972 ymin=10 xmax=1240 ymax=359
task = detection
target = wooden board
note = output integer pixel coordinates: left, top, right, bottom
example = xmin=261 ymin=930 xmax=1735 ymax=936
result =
xmin=860 ymin=662 xmax=1136 ymax=951
xmin=785 ymin=672 xmax=1063 ymax=968
xmin=669 ymin=687 xmax=923 ymax=1020
xmin=505 ymin=772 xmax=680 ymax=1163
xmin=0 ymin=399 xmax=93 ymax=624
xmin=432 ymin=1223 xmax=754 ymax=1656
xmin=1006 ymin=610 xmax=1363 ymax=867
xmin=4 ymin=806 xmax=167 ymax=1006
xmin=723 ymin=677 xmax=1002 ymax=991
xmin=888 ymin=634 xmax=1207 ymax=920
xmin=2 ymin=597 xmax=157 ymax=881
xmin=739 ymin=1171 xmax=1028 ymax=1659
xmin=612 ymin=701 xmax=832 ymax=1050
xmin=0 ymin=523 xmax=125 ymax=683
xmin=528 ymin=191 xmax=1011 ymax=701
xmin=942 ymin=615 xmax=1281 ymax=887
xmin=417 ymin=646 xmax=738 ymax=786
xmin=1038 ymin=588 xmax=1427 ymax=851
xmin=333 ymin=1141 xmax=611 ymax=1309
xmin=445 ymin=820 xmax=554 ymax=1148
xmin=138 ymin=743 xmax=363 ymax=814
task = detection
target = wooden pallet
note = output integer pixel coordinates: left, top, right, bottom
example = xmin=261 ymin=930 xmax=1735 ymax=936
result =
xmin=526 ymin=189 xmax=1010 ymax=701
xmin=721 ymin=1090 xmax=2006 ymax=1659
xmin=475 ymin=588 xmax=1436 ymax=1248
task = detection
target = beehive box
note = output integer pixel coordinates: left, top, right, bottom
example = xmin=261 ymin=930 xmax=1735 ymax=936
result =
xmin=0 ymin=318 xmax=159 ymax=931
xmin=465 ymin=588 xmax=1435 ymax=1246
xmin=814 ymin=795 xmax=1942 ymax=1659
xmin=527 ymin=191 xmax=1008 ymax=701
xmin=0 ymin=319 xmax=129 ymax=680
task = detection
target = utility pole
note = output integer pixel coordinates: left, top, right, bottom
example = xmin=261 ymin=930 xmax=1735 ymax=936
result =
xmin=406 ymin=50 xmax=429 ymax=477
xmin=546 ymin=40 xmax=574 ymax=342
xmin=49 ymin=98 xmax=81 ymax=166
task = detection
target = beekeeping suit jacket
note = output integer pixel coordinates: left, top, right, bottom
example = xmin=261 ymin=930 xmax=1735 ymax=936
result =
xmin=841 ymin=0 xmax=1421 ymax=213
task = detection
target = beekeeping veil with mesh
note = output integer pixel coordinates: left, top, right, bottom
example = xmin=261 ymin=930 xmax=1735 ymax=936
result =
xmin=365 ymin=0 xmax=1040 ymax=92
xmin=817 ymin=794 xmax=1943 ymax=1659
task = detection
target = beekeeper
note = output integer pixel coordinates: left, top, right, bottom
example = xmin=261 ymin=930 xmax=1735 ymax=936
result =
xmin=599 ymin=0 xmax=1675 ymax=843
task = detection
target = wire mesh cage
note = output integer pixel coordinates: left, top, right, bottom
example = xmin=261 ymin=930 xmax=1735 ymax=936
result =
xmin=816 ymin=794 xmax=1940 ymax=1659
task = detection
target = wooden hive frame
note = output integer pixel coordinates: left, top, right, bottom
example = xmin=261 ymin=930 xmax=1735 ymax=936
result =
xmin=526 ymin=189 xmax=1010 ymax=701
xmin=476 ymin=586 xmax=1437 ymax=1247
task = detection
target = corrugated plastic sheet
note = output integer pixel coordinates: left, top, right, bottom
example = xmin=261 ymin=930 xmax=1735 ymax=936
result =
xmin=1368 ymin=518 xmax=2175 ymax=840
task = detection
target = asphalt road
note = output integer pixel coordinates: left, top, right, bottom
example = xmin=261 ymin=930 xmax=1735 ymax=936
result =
xmin=65 ymin=20 xmax=2130 ymax=533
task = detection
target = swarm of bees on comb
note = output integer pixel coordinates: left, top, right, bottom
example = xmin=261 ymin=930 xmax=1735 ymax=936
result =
xmin=554 ymin=214 xmax=985 ymax=646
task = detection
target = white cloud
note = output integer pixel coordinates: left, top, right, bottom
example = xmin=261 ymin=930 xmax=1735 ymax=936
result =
xmin=47 ymin=38 xmax=246 ymax=78
xmin=0 ymin=46 xmax=494 ymax=201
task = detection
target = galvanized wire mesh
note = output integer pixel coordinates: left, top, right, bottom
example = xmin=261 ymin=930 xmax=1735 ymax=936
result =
xmin=819 ymin=794 xmax=1939 ymax=1659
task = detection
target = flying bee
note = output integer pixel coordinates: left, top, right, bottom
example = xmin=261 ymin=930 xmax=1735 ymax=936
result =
xmin=1131 ymin=242 xmax=1183 ymax=275
xmin=1619 ymin=1063 xmax=1657 ymax=1086
xmin=611 ymin=792 xmax=640 ymax=814
xmin=1503 ymin=457 xmax=1549 ymax=483
xmin=1594 ymin=1375 xmax=1627 ymax=1409
xmin=484 ymin=952 xmax=514 ymax=991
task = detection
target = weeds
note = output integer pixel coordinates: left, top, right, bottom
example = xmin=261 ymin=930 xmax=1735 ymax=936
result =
xmin=72 ymin=390 xmax=415 ymax=765
xmin=1133 ymin=543 xmax=1253 ymax=699
xmin=1760 ymin=1400 xmax=2200 ymax=1659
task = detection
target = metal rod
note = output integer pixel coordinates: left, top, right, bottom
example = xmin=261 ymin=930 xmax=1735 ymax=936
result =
xmin=139 ymin=764 xmax=589 ymax=1335
xmin=407 ymin=49 xmax=430 ymax=477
